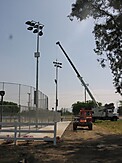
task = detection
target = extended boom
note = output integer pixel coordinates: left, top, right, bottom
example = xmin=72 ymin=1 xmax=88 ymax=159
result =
xmin=56 ymin=41 xmax=99 ymax=108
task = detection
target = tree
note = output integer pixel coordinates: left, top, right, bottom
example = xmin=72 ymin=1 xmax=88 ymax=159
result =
xmin=69 ymin=0 xmax=122 ymax=95
xmin=1 ymin=101 xmax=20 ymax=115
xmin=72 ymin=100 xmax=102 ymax=115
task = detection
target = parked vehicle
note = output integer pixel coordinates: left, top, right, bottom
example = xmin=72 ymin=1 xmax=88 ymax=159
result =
xmin=73 ymin=109 xmax=93 ymax=130
xmin=92 ymin=103 xmax=119 ymax=122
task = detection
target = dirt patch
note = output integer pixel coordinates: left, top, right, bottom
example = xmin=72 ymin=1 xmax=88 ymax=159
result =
xmin=0 ymin=122 xmax=122 ymax=163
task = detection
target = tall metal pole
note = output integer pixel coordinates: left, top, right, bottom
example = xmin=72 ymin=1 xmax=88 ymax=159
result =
xmin=0 ymin=91 xmax=5 ymax=129
xmin=28 ymin=92 xmax=31 ymax=129
xmin=26 ymin=20 xmax=44 ymax=128
xmin=25 ymin=20 xmax=44 ymax=112
xmin=55 ymin=64 xmax=58 ymax=112
xmin=53 ymin=60 xmax=62 ymax=112
xmin=0 ymin=96 xmax=3 ymax=128
xmin=35 ymin=22 xmax=40 ymax=110
xmin=34 ymin=22 xmax=40 ymax=127
xmin=18 ymin=84 xmax=21 ymax=136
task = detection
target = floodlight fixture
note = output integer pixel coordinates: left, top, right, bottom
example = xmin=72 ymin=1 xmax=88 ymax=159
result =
xmin=39 ymin=31 xmax=43 ymax=36
xmin=27 ymin=26 xmax=33 ymax=30
xmin=31 ymin=22 xmax=35 ymax=26
xmin=34 ymin=24 xmax=38 ymax=28
xmin=26 ymin=20 xmax=44 ymax=37
xmin=39 ymin=26 xmax=43 ymax=30
xmin=25 ymin=21 xmax=32 ymax=25
xmin=33 ymin=29 xmax=38 ymax=33
xmin=0 ymin=91 xmax=5 ymax=97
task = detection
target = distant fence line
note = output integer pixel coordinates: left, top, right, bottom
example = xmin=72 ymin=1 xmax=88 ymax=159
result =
xmin=1 ymin=106 xmax=61 ymax=123
xmin=0 ymin=81 xmax=48 ymax=110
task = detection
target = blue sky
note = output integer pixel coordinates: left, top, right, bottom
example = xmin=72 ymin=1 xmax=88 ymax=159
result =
xmin=0 ymin=0 xmax=121 ymax=110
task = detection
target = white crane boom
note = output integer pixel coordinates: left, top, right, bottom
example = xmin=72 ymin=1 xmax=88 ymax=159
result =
xmin=56 ymin=41 xmax=99 ymax=108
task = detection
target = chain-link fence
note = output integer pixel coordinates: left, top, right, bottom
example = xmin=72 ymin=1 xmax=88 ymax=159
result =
xmin=1 ymin=105 xmax=60 ymax=123
xmin=0 ymin=82 xmax=61 ymax=123
xmin=0 ymin=82 xmax=48 ymax=109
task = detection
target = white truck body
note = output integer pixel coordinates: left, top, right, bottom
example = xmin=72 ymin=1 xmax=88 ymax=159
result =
xmin=92 ymin=106 xmax=119 ymax=121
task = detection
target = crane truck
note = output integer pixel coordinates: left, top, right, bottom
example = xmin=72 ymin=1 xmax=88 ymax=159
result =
xmin=56 ymin=41 xmax=119 ymax=122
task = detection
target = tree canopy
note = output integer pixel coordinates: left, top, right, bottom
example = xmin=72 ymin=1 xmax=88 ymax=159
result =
xmin=72 ymin=100 xmax=102 ymax=115
xmin=1 ymin=101 xmax=20 ymax=115
xmin=69 ymin=0 xmax=122 ymax=95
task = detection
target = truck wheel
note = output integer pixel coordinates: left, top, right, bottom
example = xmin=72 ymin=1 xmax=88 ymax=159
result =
xmin=73 ymin=123 xmax=77 ymax=131
xmin=111 ymin=117 xmax=117 ymax=121
xmin=88 ymin=123 xmax=93 ymax=130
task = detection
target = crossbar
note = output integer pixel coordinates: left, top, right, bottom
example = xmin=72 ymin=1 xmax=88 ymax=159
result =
xmin=0 ymin=122 xmax=57 ymax=145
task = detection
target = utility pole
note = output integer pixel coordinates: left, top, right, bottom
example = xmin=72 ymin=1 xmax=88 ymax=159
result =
xmin=53 ymin=60 xmax=62 ymax=111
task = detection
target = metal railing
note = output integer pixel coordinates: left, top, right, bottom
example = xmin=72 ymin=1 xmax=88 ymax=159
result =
xmin=0 ymin=121 xmax=57 ymax=145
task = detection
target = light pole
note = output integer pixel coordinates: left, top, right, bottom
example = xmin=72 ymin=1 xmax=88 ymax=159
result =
xmin=0 ymin=91 xmax=5 ymax=129
xmin=25 ymin=20 xmax=44 ymax=112
xmin=53 ymin=60 xmax=62 ymax=112
xmin=27 ymin=92 xmax=31 ymax=129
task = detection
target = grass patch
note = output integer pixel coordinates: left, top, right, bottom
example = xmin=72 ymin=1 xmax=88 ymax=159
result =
xmin=95 ymin=120 xmax=122 ymax=134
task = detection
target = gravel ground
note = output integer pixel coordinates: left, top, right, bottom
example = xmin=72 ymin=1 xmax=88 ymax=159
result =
xmin=0 ymin=122 xmax=122 ymax=163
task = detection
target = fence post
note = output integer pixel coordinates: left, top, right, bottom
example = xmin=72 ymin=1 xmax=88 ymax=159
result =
xmin=14 ymin=122 xmax=17 ymax=145
xmin=54 ymin=121 xmax=57 ymax=145
xmin=18 ymin=84 xmax=21 ymax=137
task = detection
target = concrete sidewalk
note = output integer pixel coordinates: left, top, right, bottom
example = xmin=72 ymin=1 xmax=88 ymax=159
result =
xmin=0 ymin=121 xmax=71 ymax=139
xmin=26 ymin=121 xmax=71 ymax=138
